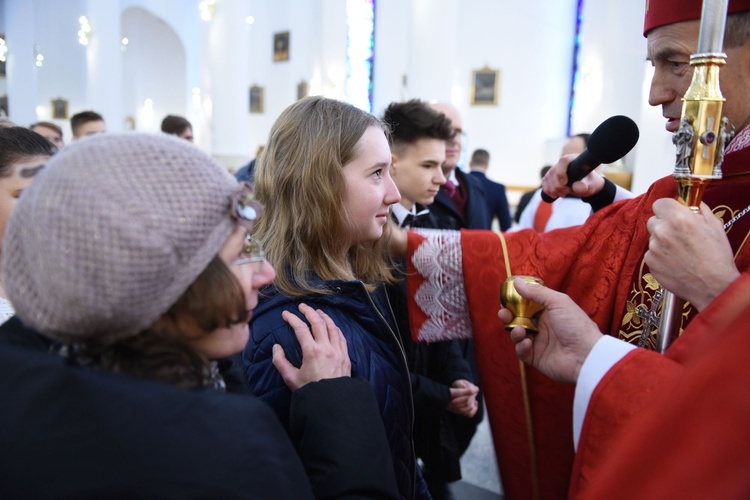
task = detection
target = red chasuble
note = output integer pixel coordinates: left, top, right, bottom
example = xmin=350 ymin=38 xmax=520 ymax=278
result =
xmin=406 ymin=134 xmax=750 ymax=500
xmin=576 ymin=273 xmax=750 ymax=498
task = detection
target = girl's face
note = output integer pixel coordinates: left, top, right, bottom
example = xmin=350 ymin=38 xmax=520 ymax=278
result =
xmin=188 ymin=226 xmax=275 ymax=360
xmin=0 ymin=155 xmax=48 ymax=250
xmin=342 ymin=126 xmax=401 ymax=246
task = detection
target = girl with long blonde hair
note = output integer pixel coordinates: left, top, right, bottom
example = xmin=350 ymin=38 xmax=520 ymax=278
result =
xmin=245 ymin=96 xmax=429 ymax=499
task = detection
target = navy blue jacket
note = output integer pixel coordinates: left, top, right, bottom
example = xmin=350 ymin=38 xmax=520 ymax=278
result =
xmin=429 ymin=168 xmax=491 ymax=230
xmin=244 ymin=279 xmax=428 ymax=500
xmin=469 ymin=170 xmax=512 ymax=230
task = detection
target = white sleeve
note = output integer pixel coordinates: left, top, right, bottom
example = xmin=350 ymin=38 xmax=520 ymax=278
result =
xmin=573 ymin=336 xmax=636 ymax=450
xmin=517 ymin=189 xmax=542 ymax=229
xmin=613 ymin=183 xmax=635 ymax=203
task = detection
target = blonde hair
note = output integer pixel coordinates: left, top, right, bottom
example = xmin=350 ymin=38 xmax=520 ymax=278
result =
xmin=253 ymin=96 xmax=396 ymax=297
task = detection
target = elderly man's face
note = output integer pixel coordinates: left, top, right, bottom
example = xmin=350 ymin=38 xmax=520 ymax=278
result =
xmin=429 ymin=103 xmax=463 ymax=174
xmin=647 ymin=19 xmax=750 ymax=133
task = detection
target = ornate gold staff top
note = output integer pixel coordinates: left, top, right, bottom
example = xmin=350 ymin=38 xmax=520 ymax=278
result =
xmin=654 ymin=0 xmax=733 ymax=353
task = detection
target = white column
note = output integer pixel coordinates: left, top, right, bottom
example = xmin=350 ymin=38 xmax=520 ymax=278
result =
xmin=207 ymin=0 xmax=251 ymax=163
xmin=4 ymin=0 xmax=38 ymax=126
xmin=408 ymin=0 xmax=459 ymax=103
xmin=84 ymin=0 xmax=124 ymax=132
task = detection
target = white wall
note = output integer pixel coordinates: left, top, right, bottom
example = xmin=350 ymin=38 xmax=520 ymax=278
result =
xmin=0 ymin=0 xmax=678 ymax=188
xmin=122 ymin=7 xmax=186 ymax=133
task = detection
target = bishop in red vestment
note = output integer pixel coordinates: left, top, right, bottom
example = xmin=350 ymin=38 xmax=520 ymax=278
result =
xmin=567 ymin=273 xmax=750 ymax=498
xmin=404 ymin=1 xmax=750 ymax=497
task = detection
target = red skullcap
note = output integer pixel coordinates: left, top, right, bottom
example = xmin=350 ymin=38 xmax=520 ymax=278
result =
xmin=644 ymin=0 xmax=750 ymax=36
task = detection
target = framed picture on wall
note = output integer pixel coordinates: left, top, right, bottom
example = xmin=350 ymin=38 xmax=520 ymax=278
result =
xmin=274 ymin=31 xmax=290 ymax=62
xmin=51 ymin=98 xmax=69 ymax=119
xmin=249 ymin=85 xmax=264 ymax=114
xmin=297 ymin=80 xmax=309 ymax=100
xmin=0 ymin=33 xmax=5 ymax=78
xmin=471 ymin=67 xmax=500 ymax=106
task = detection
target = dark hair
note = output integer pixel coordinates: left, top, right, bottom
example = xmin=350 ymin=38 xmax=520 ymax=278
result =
xmin=84 ymin=257 xmax=247 ymax=389
xmin=161 ymin=115 xmax=192 ymax=136
xmin=573 ymin=133 xmax=591 ymax=146
xmin=382 ymin=99 xmax=453 ymax=150
xmin=470 ymin=149 xmax=490 ymax=165
xmin=70 ymin=111 xmax=104 ymax=136
xmin=30 ymin=121 xmax=63 ymax=137
xmin=725 ymin=10 xmax=750 ymax=47
xmin=0 ymin=127 xmax=57 ymax=177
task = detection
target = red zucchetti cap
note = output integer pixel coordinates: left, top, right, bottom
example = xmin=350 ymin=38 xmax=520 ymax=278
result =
xmin=644 ymin=0 xmax=750 ymax=36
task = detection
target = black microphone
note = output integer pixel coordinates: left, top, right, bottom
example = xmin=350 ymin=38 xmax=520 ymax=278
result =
xmin=541 ymin=115 xmax=639 ymax=203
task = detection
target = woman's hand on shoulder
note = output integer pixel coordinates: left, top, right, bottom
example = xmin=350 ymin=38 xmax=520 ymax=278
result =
xmin=272 ymin=303 xmax=351 ymax=391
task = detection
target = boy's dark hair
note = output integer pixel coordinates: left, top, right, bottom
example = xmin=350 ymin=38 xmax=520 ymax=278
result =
xmin=161 ymin=115 xmax=192 ymax=136
xmin=70 ymin=111 xmax=104 ymax=136
xmin=573 ymin=132 xmax=591 ymax=146
xmin=0 ymin=127 xmax=57 ymax=176
xmin=382 ymin=99 xmax=453 ymax=149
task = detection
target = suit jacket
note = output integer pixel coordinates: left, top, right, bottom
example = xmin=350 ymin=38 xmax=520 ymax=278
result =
xmin=429 ymin=169 xmax=491 ymax=230
xmin=469 ymin=170 xmax=512 ymax=230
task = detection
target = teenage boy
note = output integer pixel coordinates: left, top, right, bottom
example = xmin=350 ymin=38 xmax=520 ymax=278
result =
xmin=383 ymin=99 xmax=480 ymax=500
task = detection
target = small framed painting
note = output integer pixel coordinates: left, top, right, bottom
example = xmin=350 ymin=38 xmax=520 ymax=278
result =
xmin=471 ymin=67 xmax=500 ymax=106
xmin=249 ymin=85 xmax=264 ymax=114
xmin=273 ymin=31 xmax=290 ymax=62
xmin=52 ymin=98 xmax=69 ymax=119
xmin=297 ymin=80 xmax=309 ymax=100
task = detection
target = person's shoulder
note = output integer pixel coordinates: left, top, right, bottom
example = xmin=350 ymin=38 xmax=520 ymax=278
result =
xmin=0 ymin=341 xmax=310 ymax=497
xmin=459 ymin=169 xmax=487 ymax=194
xmin=0 ymin=316 xmax=50 ymax=351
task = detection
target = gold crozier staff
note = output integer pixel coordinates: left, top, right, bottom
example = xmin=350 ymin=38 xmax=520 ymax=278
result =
xmin=651 ymin=0 xmax=734 ymax=353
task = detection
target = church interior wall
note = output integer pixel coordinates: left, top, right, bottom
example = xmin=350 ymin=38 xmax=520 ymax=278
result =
xmin=0 ymin=0 xmax=682 ymax=196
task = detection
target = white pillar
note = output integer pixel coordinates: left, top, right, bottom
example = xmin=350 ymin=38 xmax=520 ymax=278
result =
xmin=84 ymin=0 xmax=124 ymax=132
xmin=207 ymin=0 xmax=251 ymax=163
xmin=4 ymin=0 xmax=38 ymax=125
xmin=408 ymin=0 xmax=459 ymax=103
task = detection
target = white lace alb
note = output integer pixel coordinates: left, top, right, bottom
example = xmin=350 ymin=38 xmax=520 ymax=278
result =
xmin=411 ymin=229 xmax=473 ymax=342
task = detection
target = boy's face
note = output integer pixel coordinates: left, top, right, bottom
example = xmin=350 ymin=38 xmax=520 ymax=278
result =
xmin=391 ymin=138 xmax=446 ymax=210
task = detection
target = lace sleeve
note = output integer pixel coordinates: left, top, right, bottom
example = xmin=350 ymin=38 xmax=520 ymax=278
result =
xmin=410 ymin=229 xmax=473 ymax=342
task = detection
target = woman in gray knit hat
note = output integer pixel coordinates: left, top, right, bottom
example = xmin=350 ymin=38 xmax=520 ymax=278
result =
xmin=0 ymin=133 xmax=398 ymax=498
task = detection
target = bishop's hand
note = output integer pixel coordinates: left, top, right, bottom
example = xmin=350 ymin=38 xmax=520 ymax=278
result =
xmin=499 ymin=278 xmax=602 ymax=383
xmin=645 ymin=199 xmax=741 ymax=312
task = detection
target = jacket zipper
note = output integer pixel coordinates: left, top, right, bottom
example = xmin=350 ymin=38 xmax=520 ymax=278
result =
xmin=358 ymin=281 xmax=418 ymax=500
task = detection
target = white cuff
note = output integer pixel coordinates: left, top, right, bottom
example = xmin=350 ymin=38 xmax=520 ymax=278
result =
xmin=613 ymin=184 xmax=635 ymax=203
xmin=573 ymin=336 xmax=636 ymax=450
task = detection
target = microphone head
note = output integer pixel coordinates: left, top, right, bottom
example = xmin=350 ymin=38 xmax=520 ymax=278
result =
xmin=587 ymin=115 xmax=640 ymax=163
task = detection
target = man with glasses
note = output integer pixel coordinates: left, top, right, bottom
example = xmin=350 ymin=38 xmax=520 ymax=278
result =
xmin=427 ymin=102 xmax=491 ymax=231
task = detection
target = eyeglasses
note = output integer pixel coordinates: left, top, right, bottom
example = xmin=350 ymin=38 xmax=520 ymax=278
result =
xmin=234 ymin=232 xmax=265 ymax=271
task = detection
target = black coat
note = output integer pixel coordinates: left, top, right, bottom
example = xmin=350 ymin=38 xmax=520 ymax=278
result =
xmin=469 ymin=170 xmax=512 ymax=230
xmin=0 ymin=317 xmax=398 ymax=499
xmin=429 ymin=169 xmax=491 ymax=230
xmin=387 ymin=258 xmax=473 ymax=481
xmin=245 ymin=279 xmax=430 ymax=499
xmin=415 ymin=168 xmax=487 ymax=458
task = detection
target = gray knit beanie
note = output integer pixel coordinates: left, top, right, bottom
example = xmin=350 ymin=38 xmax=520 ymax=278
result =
xmin=3 ymin=133 xmax=239 ymax=344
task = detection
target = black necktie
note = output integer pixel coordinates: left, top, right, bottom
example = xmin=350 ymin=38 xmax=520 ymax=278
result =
xmin=402 ymin=211 xmax=430 ymax=228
